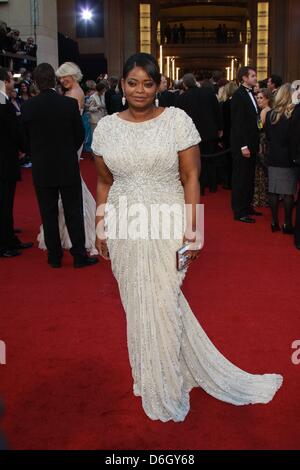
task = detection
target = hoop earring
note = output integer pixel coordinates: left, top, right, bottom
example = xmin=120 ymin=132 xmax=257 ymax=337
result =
xmin=122 ymin=94 xmax=126 ymax=106
xmin=155 ymin=93 xmax=159 ymax=108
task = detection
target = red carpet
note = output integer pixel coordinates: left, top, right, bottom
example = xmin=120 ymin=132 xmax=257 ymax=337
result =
xmin=1 ymin=160 xmax=300 ymax=450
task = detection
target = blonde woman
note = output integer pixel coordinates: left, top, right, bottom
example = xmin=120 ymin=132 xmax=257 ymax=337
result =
xmin=37 ymin=62 xmax=98 ymax=255
xmin=217 ymin=85 xmax=227 ymax=103
xmin=265 ymin=83 xmax=296 ymax=232
xmin=56 ymin=61 xmax=85 ymax=110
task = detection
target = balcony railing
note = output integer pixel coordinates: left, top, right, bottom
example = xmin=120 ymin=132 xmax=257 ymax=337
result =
xmin=161 ymin=28 xmax=243 ymax=45
xmin=0 ymin=51 xmax=37 ymax=71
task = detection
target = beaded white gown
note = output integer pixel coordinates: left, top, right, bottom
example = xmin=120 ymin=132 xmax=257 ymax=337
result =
xmin=92 ymin=106 xmax=283 ymax=422
xmin=37 ymin=146 xmax=98 ymax=255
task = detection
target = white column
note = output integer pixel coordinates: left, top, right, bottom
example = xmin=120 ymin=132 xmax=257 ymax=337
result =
xmin=35 ymin=0 xmax=58 ymax=68
xmin=106 ymin=0 xmax=124 ymax=76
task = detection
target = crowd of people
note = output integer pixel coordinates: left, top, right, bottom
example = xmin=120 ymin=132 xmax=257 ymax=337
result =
xmin=0 ymin=61 xmax=130 ymax=262
xmin=163 ymin=23 xmax=186 ymax=44
xmin=0 ymin=21 xmax=37 ymax=71
xmin=216 ymin=71 xmax=300 ymax=243
xmin=1 ymin=58 xmax=300 ymax=264
xmin=154 ymin=69 xmax=300 ymax=250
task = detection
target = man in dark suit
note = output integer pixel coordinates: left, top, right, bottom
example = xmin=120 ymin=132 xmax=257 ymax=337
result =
xmin=267 ymin=74 xmax=283 ymax=97
xmin=105 ymin=76 xmax=118 ymax=115
xmin=0 ymin=67 xmax=33 ymax=257
xmin=177 ymin=73 xmax=223 ymax=193
xmin=21 ymin=63 xmax=98 ymax=268
xmin=289 ymin=102 xmax=300 ymax=249
xmin=231 ymin=66 xmax=261 ymax=223
xmin=158 ymin=75 xmax=176 ymax=108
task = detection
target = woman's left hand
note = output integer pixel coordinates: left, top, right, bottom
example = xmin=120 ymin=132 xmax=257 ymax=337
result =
xmin=183 ymin=235 xmax=201 ymax=264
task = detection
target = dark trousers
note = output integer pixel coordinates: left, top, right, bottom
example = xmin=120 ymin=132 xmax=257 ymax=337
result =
xmin=35 ymin=182 xmax=86 ymax=260
xmin=0 ymin=179 xmax=20 ymax=250
xmin=219 ymin=138 xmax=232 ymax=187
xmin=231 ymin=153 xmax=256 ymax=218
xmin=200 ymin=141 xmax=218 ymax=192
xmin=295 ymin=169 xmax=300 ymax=245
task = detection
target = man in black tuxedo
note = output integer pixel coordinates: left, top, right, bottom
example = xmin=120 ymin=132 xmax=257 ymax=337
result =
xmin=289 ymin=102 xmax=300 ymax=249
xmin=177 ymin=73 xmax=223 ymax=193
xmin=231 ymin=66 xmax=261 ymax=223
xmin=0 ymin=67 xmax=33 ymax=258
xmin=105 ymin=76 xmax=118 ymax=115
xmin=21 ymin=63 xmax=98 ymax=268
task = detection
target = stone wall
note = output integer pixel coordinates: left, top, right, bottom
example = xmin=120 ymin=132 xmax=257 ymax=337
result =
xmin=0 ymin=0 xmax=58 ymax=68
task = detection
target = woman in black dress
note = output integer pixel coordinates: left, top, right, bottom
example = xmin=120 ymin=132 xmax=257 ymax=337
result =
xmin=265 ymin=83 xmax=297 ymax=233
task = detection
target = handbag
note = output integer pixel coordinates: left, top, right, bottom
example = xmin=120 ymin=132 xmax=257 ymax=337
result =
xmin=176 ymin=243 xmax=192 ymax=271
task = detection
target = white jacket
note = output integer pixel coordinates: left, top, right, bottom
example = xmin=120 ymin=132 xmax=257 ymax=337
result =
xmin=88 ymin=92 xmax=107 ymax=125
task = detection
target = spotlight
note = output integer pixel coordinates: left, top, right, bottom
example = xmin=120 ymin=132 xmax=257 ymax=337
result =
xmin=81 ymin=8 xmax=93 ymax=21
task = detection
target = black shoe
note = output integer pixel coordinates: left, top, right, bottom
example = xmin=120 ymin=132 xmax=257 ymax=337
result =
xmin=0 ymin=249 xmax=22 ymax=258
xmin=234 ymin=216 xmax=256 ymax=224
xmin=271 ymin=223 xmax=280 ymax=232
xmin=282 ymin=224 xmax=294 ymax=235
xmin=249 ymin=209 xmax=263 ymax=216
xmin=14 ymin=242 xmax=34 ymax=250
xmin=14 ymin=228 xmax=22 ymax=234
xmin=74 ymin=255 xmax=99 ymax=268
xmin=48 ymin=258 xmax=62 ymax=268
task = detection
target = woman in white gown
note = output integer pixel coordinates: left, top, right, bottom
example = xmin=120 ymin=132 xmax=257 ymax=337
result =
xmin=38 ymin=62 xmax=98 ymax=255
xmin=92 ymin=53 xmax=283 ymax=422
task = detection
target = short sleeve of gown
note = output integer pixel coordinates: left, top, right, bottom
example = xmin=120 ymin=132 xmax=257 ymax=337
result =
xmin=174 ymin=107 xmax=201 ymax=152
xmin=91 ymin=116 xmax=108 ymax=157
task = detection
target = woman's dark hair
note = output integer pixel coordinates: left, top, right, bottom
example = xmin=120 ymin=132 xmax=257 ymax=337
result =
xmin=259 ymin=79 xmax=268 ymax=88
xmin=258 ymin=87 xmax=274 ymax=106
xmin=122 ymin=53 xmax=161 ymax=86
xmin=96 ymin=81 xmax=107 ymax=94
xmin=33 ymin=63 xmax=56 ymax=91
xmin=19 ymin=81 xmax=29 ymax=93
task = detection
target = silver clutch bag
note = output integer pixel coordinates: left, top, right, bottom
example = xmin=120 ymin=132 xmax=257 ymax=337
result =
xmin=176 ymin=243 xmax=191 ymax=271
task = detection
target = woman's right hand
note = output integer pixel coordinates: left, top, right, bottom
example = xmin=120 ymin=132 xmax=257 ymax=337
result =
xmin=96 ymin=237 xmax=110 ymax=260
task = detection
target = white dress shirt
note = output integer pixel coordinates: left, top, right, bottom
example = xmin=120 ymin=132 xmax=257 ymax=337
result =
xmin=241 ymin=85 xmax=259 ymax=151
xmin=0 ymin=89 xmax=9 ymax=102
xmin=243 ymin=85 xmax=258 ymax=113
